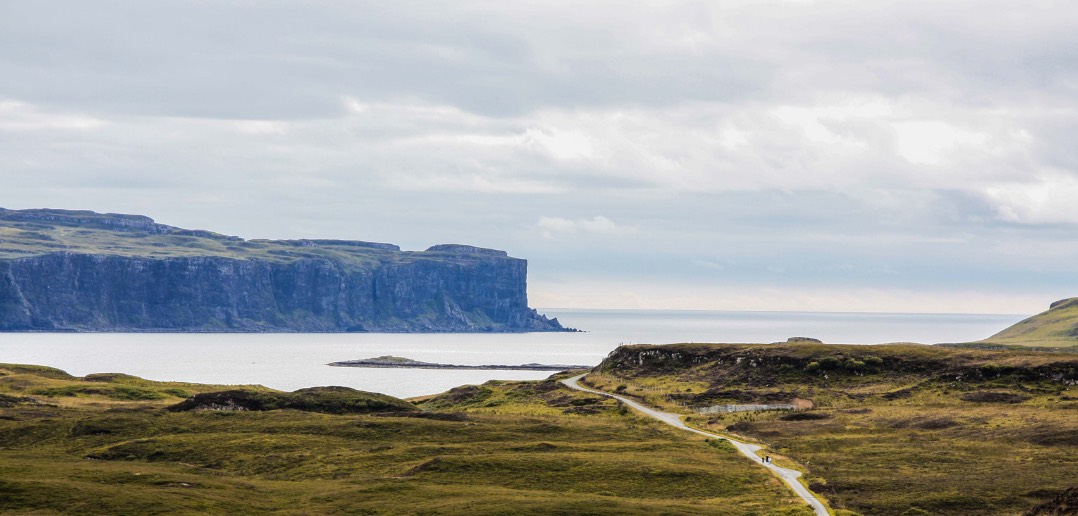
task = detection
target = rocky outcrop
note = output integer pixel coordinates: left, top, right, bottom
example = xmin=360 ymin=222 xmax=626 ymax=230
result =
xmin=327 ymin=355 xmax=591 ymax=370
xmin=0 ymin=208 xmax=566 ymax=333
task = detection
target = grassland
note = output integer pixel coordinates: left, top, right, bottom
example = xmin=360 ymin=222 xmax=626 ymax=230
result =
xmin=0 ymin=221 xmax=401 ymax=270
xmin=0 ymin=363 xmax=812 ymax=515
xmin=587 ymin=343 xmax=1078 ymax=515
xmin=0 ymin=209 xmax=491 ymax=270
xmin=978 ymin=298 xmax=1078 ymax=349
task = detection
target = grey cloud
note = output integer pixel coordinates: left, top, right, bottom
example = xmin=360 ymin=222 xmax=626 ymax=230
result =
xmin=2 ymin=0 xmax=1078 ymax=312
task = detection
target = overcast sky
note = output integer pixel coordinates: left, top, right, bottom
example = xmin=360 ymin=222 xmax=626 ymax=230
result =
xmin=2 ymin=0 xmax=1077 ymax=314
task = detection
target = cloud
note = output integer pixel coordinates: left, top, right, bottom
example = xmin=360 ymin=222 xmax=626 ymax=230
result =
xmin=892 ymin=120 xmax=988 ymax=166
xmin=522 ymin=127 xmax=595 ymax=161
xmin=1 ymin=1 xmax=1077 ymax=313
xmin=537 ymin=216 xmax=632 ymax=239
xmin=985 ymin=173 xmax=1078 ymax=225
xmin=0 ymin=101 xmax=109 ymax=132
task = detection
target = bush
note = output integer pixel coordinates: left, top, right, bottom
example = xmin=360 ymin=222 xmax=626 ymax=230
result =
xmin=109 ymin=386 xmax=165 ymax=401
xmin=844 ymin=359 xmax=865 ymax=370
xmin=160 ymin=388 xmax=190 ymax=398
xmin=819 ymin=357 xmax=842 ymax=369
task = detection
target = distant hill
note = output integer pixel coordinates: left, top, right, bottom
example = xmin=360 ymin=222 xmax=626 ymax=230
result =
xmin=0 ymin=208 xmax=565 ymax=333
xmin=980 ymin=298 xmax=1078 ymax=348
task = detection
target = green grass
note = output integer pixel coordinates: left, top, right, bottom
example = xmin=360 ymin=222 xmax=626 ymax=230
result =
xmin=0 ymin=363 xmax=272 ymax=409
xmin=0 ymin=364 xmax=813 ymax=514
xmin=0 ymin=215 xmax=505 ymax=272
xmin=587 ymin=343 xmax=1078 ymax=515
xmin=979 ymin=297 xmax=1078 ymax=348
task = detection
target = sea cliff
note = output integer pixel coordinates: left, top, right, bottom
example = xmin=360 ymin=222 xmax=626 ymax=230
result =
xmin=0 ymin=208 xmax=565 ymax=333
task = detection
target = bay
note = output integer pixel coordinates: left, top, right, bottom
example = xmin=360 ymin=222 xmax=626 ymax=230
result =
xmin=0 ymin=309 xmax=1024 ymax=398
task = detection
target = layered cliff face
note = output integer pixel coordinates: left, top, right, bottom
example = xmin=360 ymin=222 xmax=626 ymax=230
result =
xmin=0 ymin=209 xmax=564 ymax=332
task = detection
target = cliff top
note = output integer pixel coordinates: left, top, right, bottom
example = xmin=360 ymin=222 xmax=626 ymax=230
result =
xmin=0 ymin=208 xmax=513 ymax=270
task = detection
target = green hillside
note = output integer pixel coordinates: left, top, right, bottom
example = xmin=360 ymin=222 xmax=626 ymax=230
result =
xmin=981 ymin=298 xmax=1078 ymax=348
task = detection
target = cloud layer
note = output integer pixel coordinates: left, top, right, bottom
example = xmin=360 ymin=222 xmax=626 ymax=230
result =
xmin=2 ymin=0 xmax=1076 ymax=313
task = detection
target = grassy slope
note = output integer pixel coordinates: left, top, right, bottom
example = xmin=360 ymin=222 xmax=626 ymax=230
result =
xmin=0 ymin=364 xmax=811 ymax=515
xmin=0 ymin=216 xmax=482 ymax=270
xmin=980 ymin=298 xmax=1078 ymax=348
xmin=588 ymin=343 xmax=1078 ymax=516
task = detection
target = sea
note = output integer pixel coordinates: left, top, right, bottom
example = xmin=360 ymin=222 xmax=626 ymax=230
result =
xmin=0 ymin=309 xmax=1025 ymax=398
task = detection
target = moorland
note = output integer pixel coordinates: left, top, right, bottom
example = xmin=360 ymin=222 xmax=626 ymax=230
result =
xmin=585 ymin=341 xmax=1077 ymax=515
xmin=0 ymin=363 xmax=810 ymax=515
xmin=2 ymin=300 xmax=1077 ymax=515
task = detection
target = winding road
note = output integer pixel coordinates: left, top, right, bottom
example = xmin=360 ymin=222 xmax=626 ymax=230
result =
xmin=562 ymin=374 xmax=829 ymax=516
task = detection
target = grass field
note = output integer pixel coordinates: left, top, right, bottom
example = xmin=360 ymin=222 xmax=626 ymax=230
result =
xmin=0 ymin=363 xmax=813 ymax=515
xmin=586 ymin=343 xmax=1078 ymax=515
xmin=979 ymin=297 xmax=1078 ymax=348
xmin=0 ymin=211 xmax=499 ymax=271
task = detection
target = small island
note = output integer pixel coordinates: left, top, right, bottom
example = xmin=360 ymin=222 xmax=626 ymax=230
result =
xmin=328 ymin=355 xmax=592 ymax=371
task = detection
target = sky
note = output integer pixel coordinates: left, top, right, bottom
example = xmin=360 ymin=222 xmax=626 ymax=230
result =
xmin=2 ymin=0 xmax=1077 ymax=314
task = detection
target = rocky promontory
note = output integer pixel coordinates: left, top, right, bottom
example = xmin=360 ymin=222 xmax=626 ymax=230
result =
xmin=0 ymin=208 xmax=567 ymax=333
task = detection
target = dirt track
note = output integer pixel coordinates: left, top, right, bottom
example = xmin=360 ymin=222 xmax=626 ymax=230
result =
xmin=562 ymin=374 xmax=829 ymax=516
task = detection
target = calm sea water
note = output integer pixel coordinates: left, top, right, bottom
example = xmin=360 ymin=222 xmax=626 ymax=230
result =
xmin=0 ymin=309 xmax=1024 ymax=398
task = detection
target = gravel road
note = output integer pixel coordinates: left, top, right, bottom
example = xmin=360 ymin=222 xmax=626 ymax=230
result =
xmin=562 ymin=374 xmax=829 ymax=516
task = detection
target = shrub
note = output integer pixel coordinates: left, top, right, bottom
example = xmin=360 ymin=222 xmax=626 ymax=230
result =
xmin=819 ymin=357 xmax=842 ymax=369
xmin=108 ymin=386 xmax=165 ymax=401
xmin=844 ymin=359 xmax=865 ymax=370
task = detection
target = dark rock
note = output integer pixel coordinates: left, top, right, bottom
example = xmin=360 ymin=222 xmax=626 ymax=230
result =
xmin=1025 ymin=427 xmax=1078 ymax=446
xmin=882 ymin=388 xmax=915 ymax=400
xmin=960 ymin=391 xmax=1031 ymax=403
xmin=726 ymin=421 xmax=757 ymax=432
xmin=0 ymin=393 xmax=40 ymax=407
xmin=779 ymin=411 xmax=832 ymax=421
xmin=913 ymin=417 xmax=959 ymax=430
xmin=1049 ymin=298 xmax=1078 ymax=310
xmin=374 ymin=411 xmax=470 ymax=421
xmin=167 ymin=387 xmax=416 ymax=415
xmin=1025 ymin=486 xmax=1078 ymax=516
xmin=0 ymin=208 xmax=566 ymax=333
xmin=401 ymin=458 xmax=443 ymax=476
